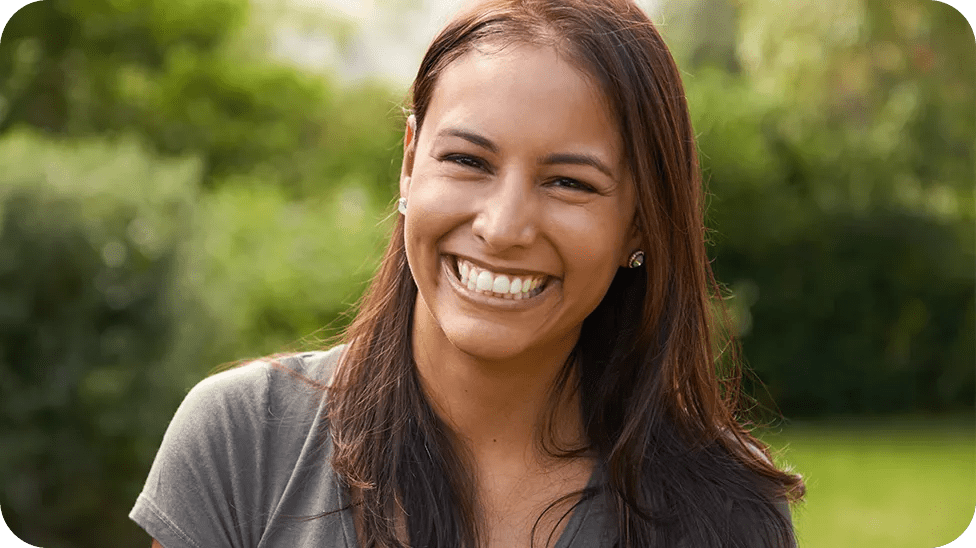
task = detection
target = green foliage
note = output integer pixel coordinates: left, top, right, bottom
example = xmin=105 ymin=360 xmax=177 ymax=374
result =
xmin=680 ymin=0 xmax=975 ymax=416
xmin=0 ymin=0 xmax=404 ymax=196
xmin=0 ymin=130 xmax=201 ymax=547
xmin=1 ymin=0 xmax=408 ymax=542
xmin=178 ymin=178 xmax=393 ymax=367
xmin=0 ymin=132 xmax=395 ymax=548
xmin=0 ymin=0 xmax=248 ymax=131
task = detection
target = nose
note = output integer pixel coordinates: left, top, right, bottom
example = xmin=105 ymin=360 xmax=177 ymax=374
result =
xmin=471 ymin=172 xmax=538 ymax=252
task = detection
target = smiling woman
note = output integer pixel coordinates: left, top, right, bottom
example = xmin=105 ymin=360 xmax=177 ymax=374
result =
xmin=403 ymin=44 xmax=637 ymax=366
xmin=130 ymin=1 xmax=804 ymax=547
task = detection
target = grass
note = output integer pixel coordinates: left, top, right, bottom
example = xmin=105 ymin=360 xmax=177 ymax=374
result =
xmin=761 ymin=415 xmax=975 ymax=548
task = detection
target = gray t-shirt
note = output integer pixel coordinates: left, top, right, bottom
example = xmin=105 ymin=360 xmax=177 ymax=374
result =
xmin=130 ymin=346 xmax=792 ymax=547
xmin=129 ymin=346 xmax=613 ymax=547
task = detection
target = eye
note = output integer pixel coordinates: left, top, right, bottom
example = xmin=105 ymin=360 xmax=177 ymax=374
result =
xmin=441 ymin=153 xmax=487 ymax=171
xmin=549 ymin=177 xmax=597 ymax=193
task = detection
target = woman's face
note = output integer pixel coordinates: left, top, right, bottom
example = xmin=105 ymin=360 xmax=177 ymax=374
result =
xmin=401 ymin=44 xmax=639 ymax=362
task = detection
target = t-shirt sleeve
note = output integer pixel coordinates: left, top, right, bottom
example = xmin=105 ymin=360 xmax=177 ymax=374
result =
xmin=129 ymin=362 xmax=274 ymax=548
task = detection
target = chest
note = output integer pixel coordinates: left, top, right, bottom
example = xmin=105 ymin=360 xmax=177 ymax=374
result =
xmin=346 ymin=463 xmax=602 ymax=548
xmin=478 ymin=459 xmax=596 ymax=548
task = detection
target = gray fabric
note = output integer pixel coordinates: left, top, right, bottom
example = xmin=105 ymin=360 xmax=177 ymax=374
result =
xmin=130 ymin=346 xmax=790 ymax=547
xmin=129 ymin=346 xmax=356 ymax=547
xmin=129 ymin=347 xmax=612 ymax=547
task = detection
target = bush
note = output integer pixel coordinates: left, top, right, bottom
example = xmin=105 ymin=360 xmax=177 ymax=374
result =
xmin=686 ymin=67 xmax=975 ymax=417
xmin=0 ymin=0 xmax=405 ymax=199
xmin=0 ymin=126 xmax=396 ymax=548
xmin=0 ymin=129 xmax=201 ymax=547
xmin=177 ymin=174 xmax=394 ymax=367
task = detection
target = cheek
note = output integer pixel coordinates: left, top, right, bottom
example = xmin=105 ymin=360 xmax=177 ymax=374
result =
xmin=413 ymin=181 xmax=468 ymax=222
xmin=551 ymin=209 xmax=627 ymax=275
xmin=409 ymin=161 xmax=474 ymax=213
xmin=403 ymin=178 xmax=470 ymax=265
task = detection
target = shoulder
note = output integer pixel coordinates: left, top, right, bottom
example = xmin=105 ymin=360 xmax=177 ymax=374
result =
xmin=199 ymin=344 xmax=345 ymax=396
xmin=287 ymin=345 xmax=345 ymax=388
xmin=180 ymin=344 xmax=345 ymax=420
xmin=147 ymin=344 xmax=345 ymax=470
xmin=130 ymin=345 xmax=349 ymax=548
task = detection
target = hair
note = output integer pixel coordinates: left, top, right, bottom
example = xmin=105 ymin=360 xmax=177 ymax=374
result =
xmin=327 ymin=1 xmax=805 ymax=547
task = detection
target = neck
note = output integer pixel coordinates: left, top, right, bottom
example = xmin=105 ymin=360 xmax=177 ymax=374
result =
xmin=410 ymin=301 xmax=586 ymax=469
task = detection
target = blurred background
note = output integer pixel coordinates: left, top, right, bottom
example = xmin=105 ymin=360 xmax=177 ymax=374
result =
xmin=0 ymin=0 xmax=972 ymax=546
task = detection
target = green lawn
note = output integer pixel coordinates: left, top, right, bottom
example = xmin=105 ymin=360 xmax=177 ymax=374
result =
xmin=762 ymin=416 xmax=975 ymax=548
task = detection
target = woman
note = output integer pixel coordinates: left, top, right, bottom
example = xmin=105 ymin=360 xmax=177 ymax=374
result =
xmin=131 ymin=0 xmax=804 ymax=546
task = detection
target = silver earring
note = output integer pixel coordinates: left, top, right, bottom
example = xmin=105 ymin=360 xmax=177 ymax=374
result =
xmin=398 ymin=197 xmax=407 ymax=215
xmin=627 ymin=250 xmax=645 ymax=268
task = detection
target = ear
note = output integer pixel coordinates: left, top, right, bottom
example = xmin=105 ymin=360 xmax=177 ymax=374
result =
xmin=399 ymin=114 xmax=418 ymax=199
xmin=620 ymin=221 xmax=643 ymax=268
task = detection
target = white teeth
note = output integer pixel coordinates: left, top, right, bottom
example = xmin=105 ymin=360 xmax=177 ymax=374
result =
xmin=454 ymin=257 xmax=547 ymax=299
xmin=476 ymin=270 xmax=493 ymax=291
xmin=492 ymin=275 xmax=510 ymax=294
xmin=509 ymin=278 xmax=522 ymax=294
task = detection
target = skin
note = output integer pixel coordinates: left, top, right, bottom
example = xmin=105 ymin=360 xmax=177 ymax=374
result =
xmin=152 ymin=43 xmax=639 ymax=548
xmin=400 ymin=44 xmax=639 ymax=547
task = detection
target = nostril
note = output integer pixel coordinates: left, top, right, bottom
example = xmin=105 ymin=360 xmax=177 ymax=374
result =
xmin=471 ymin=188 xmax=539 ymax=250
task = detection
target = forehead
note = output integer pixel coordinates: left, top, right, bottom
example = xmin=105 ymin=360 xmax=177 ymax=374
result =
xmin=420 ymin=44 xmax=624 ymax=165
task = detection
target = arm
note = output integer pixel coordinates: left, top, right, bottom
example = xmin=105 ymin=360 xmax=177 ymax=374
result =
xmin=129 ymin=362 xmax=273 ymax=548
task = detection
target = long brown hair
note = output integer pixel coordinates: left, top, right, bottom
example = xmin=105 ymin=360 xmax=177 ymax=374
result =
xmin=328 ymin=1 xmax=805 ymax=546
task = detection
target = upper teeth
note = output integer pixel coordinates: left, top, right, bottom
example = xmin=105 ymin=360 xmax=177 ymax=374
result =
xmin=456 ymin=258 xmax=546 ymax=298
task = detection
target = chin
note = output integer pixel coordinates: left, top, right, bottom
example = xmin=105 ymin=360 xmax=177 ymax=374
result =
xmin=442 ymin=324 xmax=532 ymax=362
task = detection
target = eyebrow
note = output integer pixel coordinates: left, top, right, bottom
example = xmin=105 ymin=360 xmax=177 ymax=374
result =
xmin=437 ymin=127 xmax=616 ymax=179
xmin=438 ymin=128 xmax=498 ymax=154
xmin=541 ymin=152 xmax=615 ymax=179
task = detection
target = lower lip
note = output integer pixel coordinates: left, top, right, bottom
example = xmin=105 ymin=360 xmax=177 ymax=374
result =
xmin=441 ymin=256 xmax=553 ymax=309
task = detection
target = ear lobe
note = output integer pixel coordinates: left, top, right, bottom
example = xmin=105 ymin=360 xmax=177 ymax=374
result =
xmin=399 ymin=115 xmax=418 ymax=198
xmin=621 ymin=224 xmax=643 ymax=267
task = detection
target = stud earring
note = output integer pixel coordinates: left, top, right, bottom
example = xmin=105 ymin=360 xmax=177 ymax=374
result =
xmin=397 ymin=197 xmax=407 ymax=215
xmin=627 ymin=250 xmax=645 ymax=268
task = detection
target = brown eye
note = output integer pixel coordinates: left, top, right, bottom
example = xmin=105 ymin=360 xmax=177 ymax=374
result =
xmin=443 ymin=154 xmax=487 ymax=170
xmin=550 ymin=177 xmax=596 ymax=193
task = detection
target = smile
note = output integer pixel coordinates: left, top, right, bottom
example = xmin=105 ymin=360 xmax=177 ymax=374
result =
xmin=449 ymin=256 xmax=549 ymax=300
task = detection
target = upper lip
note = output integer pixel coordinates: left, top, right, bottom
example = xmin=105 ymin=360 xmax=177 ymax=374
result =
xmin=448 ymin=253 xmax=553 ymax=279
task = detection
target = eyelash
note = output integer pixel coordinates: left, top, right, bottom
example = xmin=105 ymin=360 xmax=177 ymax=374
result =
xmin=549 ymin=177 xmax=596 ymax=193
xmin=442 ymin=153 xmax=486 ymax=171
xmin=440 ymin=153 xmax=598 ymax=193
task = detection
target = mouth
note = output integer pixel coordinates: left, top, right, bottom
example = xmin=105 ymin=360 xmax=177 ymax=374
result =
xmin=446 ymin=255 xmax=550 ymax=301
